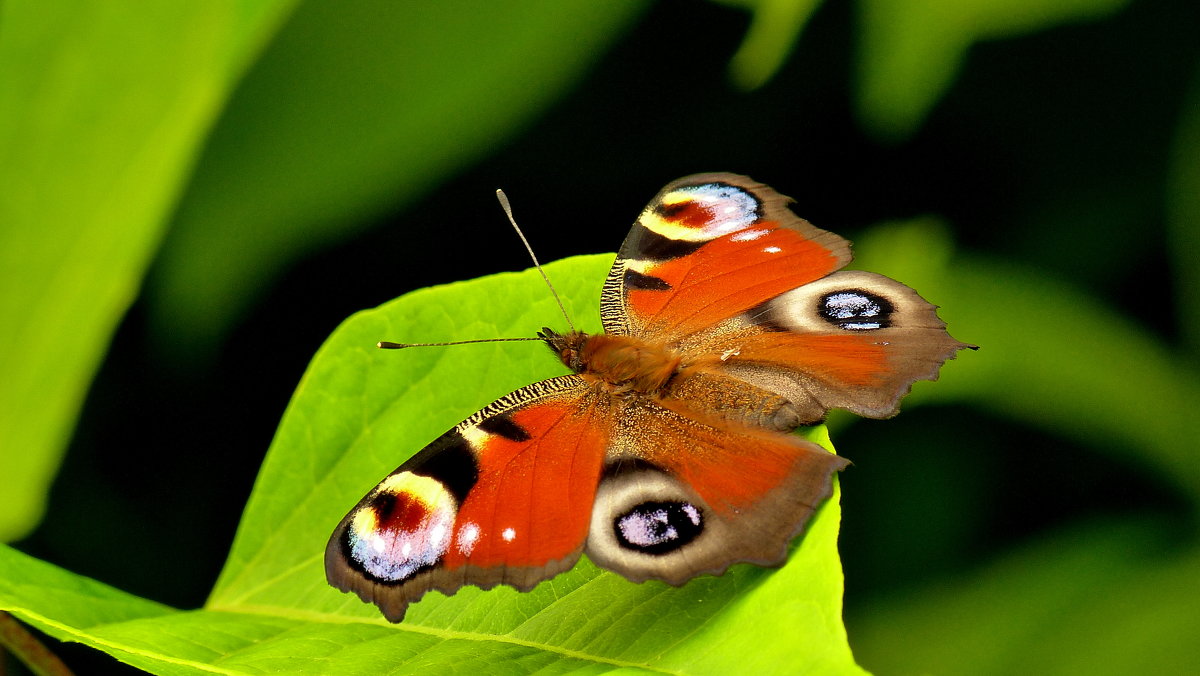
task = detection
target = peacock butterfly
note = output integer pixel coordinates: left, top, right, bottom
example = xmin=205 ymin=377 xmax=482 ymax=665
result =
xmin=325 ymin=173 xmax=973 ymax=622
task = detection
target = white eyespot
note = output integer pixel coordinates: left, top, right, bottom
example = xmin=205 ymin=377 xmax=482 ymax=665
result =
xmin=819 ymin=290 xmax=893 ymax=331
xmin=613 ymin=500 xmax=705 ymax=553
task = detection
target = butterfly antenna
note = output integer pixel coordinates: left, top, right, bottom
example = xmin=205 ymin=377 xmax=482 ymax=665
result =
xmin=378 ymin=337 xmax=544 ymax=350
xmin=496 ymin=188 xmax=576 ymax=333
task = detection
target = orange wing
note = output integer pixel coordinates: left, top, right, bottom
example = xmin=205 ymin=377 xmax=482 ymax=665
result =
xmin=600 ymin=173 xmax=972 ymax=422
xmin=325 ymin=375 xmax=609 ymax=622
xmin=585 ymin=395 xmax=849 ymax=584
xmin=695 ymin=270 xmax=975 ymax=422
xmin=601 ymin=173 xmax=851 ymax=340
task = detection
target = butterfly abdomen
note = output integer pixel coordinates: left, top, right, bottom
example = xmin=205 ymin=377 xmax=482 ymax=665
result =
xmin=662 ymin=370 xmax=803 ymax=432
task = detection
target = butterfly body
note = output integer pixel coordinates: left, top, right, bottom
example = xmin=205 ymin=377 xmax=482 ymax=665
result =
xmin=326 ymin=173 xmax=972 ymax=622
xmin=543 ymin=328 xmax=681 ymax=394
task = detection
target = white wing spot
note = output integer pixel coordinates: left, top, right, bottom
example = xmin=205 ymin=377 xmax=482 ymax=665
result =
xmin=502 ymin=527 xmax=516 ymax=542
xmin=457 ymin=523 xmax=480 ymax=556
xmin=763 ymin=246 xmax=782 ymax=253
xmin=731 ymin=228 xmax=768 ymax=242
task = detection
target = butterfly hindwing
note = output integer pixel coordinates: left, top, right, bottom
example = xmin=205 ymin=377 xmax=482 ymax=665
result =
xmin=325 ymin=374 xmax=609 ymax=622
xmin=585 ymin=393 xmax=849 ymax=584
xmin=675 ymin=270 xmax=973 ymax=422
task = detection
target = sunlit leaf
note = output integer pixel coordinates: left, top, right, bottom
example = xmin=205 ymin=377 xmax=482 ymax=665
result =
xmin=0 ymin=0 xmax=297 ymax=542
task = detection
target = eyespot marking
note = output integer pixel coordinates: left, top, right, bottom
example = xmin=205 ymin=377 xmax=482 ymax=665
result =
xmin=641 ymin=182 xmax=762 ymax=242
xmin=613 ymin=500 xmax=704 ymax=555
xmin=819 ymin=289 xmax=894 ymax=330
xmin=343 ymin=472 xmax=457 ymax=584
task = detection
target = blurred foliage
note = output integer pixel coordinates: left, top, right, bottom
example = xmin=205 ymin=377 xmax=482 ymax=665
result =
xmin=715 ymin=0 xmax=1130 ymax=137
xmin=0 ymin=0 xmax=296 ymax=543
xmin=2 ymin=0 xmax=1198 ymax=673
xmin=146 ymin=0 xmax=646 ymax=359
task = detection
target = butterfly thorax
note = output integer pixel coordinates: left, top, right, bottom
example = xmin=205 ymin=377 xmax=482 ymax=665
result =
xmin=540 ymin=328 xmax=681 ymax=395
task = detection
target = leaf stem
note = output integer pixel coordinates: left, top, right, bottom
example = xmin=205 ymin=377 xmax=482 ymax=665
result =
xmin=0 ymin=612 xmax=73 ymax=676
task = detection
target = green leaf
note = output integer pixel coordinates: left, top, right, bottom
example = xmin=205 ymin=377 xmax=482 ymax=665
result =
xmin=0 ymin=0 xmax=297 ymax=542
xmin=2 ymin=256 xmax=865 ymax=674
xmin=851 ymin=220 xmax=1200 ymax=496
xmin=855 ymin=0 xmax=1129 ymax=140
xmin=848 ymin=519 xmax=1200 ymax=675
xmin=147 ymin=0 xmax=648 ymax=357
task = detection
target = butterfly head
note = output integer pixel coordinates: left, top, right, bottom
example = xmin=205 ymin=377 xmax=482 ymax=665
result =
xmin=539 ymin=327 xmax=590 ymax=373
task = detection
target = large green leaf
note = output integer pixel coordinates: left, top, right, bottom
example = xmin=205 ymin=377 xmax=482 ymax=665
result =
xmin=0 ymin=0 xmax=297 ymax=542
xmin=3 ymin=256 xmax=865 ymax=674
xmin=147 ymin=0 xmax=647 ymax=356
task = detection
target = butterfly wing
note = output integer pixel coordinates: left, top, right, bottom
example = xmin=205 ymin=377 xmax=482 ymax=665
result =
xmin=601 ymin=173 xmax=852 ymax=339
xmin=580 ymin=173 xmax=968 ymax=584
xmin=585 ymin=395 xmax=849 ymax=583
xmin=325 ymin=375 xmax=609 ymax=622
xmin=603 ymin=172 xmax=971 ymax=422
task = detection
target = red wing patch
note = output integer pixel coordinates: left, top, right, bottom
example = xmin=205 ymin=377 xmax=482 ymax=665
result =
xmin=325 ymin=375 xmax=608 ymax=622
xmin=440 ymin=399 xmax=607 ymax=569
xmin=601 ymin=173 xmax=851 ymax=340
xmin=625 ymin=225 xmax=844 ymax=338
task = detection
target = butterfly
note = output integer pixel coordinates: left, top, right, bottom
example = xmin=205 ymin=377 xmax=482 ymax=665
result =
xmin=325 ymin=173 xmax=973 ymax=622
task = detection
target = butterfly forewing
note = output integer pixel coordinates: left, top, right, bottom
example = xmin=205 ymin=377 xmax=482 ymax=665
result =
xmin=601 ymin=173 xmax=852 ymax=340
xmin=325 ymin=374 xmax=608 ymax=622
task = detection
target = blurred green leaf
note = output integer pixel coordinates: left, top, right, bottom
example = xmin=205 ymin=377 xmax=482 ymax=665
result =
xmin=714 ymin=0 xmax=824 ymax=90
xmin=852 ymin=220 xmax=1200 ymax=497
xmin=2 ymin=256 xmax=866 ymax=674
xmin=0 ymin=0 xmax=297 ymax=542
xmin=1168 ymin=62 xmax=1200 ymax=357
xmin=147 ymin=0 xmax=648 ymax=357
xmin=855 ymin=0 xmax=1129 ymax=140
xmin=849 ymin=519 xmax=1200 ymax=675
